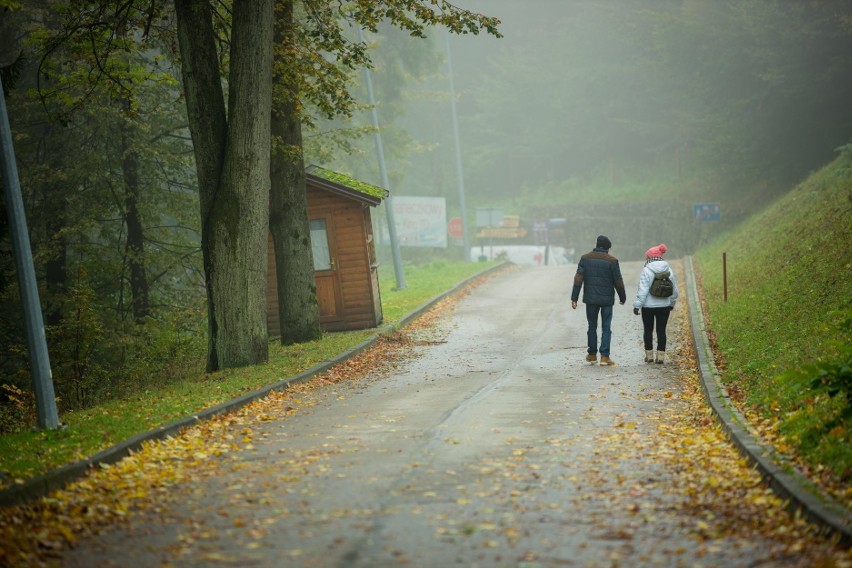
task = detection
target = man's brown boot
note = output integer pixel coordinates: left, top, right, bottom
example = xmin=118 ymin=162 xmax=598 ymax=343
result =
xmin=600 ymin=356 xmax=615 ymax=366
xmin=585 ymin=353 xmax=597 ymax=363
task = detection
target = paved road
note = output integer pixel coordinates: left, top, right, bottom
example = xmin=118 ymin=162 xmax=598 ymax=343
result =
xmin=62 ymin=262 xmax=823 ymax=567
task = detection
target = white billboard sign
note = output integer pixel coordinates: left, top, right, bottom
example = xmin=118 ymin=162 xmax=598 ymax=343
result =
xmin=389 ymin=196 xmax=447 ymax=248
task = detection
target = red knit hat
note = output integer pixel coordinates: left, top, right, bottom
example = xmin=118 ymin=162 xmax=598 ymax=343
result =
xmin=645 ymin=243 xmax=667 ymax=258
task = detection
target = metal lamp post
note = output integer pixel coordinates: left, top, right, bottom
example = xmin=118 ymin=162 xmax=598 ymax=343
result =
xmin=0 ymin=75 xmax=60 ymax=429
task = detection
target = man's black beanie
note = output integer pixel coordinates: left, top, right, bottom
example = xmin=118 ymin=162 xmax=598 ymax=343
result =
xmin=596 ymin=235 xmax=611 ymax=250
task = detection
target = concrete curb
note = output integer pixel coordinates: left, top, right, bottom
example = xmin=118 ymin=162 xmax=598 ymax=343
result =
xmin=0 ymin=262 xmax=510 ymax=510
xmin=683 ymin=256 xmax=851 ymax=545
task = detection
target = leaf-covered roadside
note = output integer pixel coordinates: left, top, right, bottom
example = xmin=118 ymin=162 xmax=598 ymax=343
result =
xmin=0 ymin=261 xmax=497 ymax=487
xmin=648 ymin=318 xmax=846 ymax=555
xmin=0 ymin=331 xmax=373 ymax=487
xmin=573 ymin=285 xmax=851 ymax=565
xmin=0 ymin=331 xmax=413 ymax=566
xmin=0 ymin=272 xmax=492 ymax=566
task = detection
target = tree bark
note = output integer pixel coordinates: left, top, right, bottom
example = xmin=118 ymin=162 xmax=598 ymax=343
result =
xmin=44 ymin=197 xmax=66 ymax=327
xmin=270 ymin=0 xmax=321 ymax=344
xmin=175 ymin=0 xmax=274 ymax=370
xmin=120 ymin=109 xmax=149 ymax=324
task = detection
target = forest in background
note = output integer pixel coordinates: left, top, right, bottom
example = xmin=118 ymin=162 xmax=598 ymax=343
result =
xmin=1 ymin=0 xmax=851 ymax=426
xmin=0 ymin=1 xmax=500 ymax=423
xmin=325 ymin=0 xmax=852 ymax=231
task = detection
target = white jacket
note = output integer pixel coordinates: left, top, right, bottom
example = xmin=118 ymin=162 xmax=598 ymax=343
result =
xmin=633 ymin=260 xmax=679 ymax=310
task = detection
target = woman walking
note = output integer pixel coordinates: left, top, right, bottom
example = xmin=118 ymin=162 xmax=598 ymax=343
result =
xmin=632 ymin=244 xmax=679 ymax=364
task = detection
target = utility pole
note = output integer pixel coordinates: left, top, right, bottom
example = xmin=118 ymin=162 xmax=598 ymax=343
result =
xmin=0 ymin=76 xmax=60 ymax=429
xmin=445 ymin=32 xmax=471 ymax=261
xmin=359 ymin=28 xmax=406 ymax=289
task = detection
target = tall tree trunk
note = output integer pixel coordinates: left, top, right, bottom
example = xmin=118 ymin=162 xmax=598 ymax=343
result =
xmin=174 ymin=0 xmax=225 ymax=371
xmin=119 ymin=108 xmax=149 ymax=324
xmin=175 ymin=0 xmax=274 ymax=371
xmin=44 ymin=204 xmax=66 ymax=327
xmin=270 ymin=0 xmax=321 ymax=344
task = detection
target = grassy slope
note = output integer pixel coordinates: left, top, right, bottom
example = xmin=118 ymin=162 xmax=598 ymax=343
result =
xmin=694 ymin=154 xmax=852 ymax=480
xmin=0 ymin=261 xmax=497 ymax=485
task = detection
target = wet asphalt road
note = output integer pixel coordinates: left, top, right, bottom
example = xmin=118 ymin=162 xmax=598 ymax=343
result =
xmin=62 ymin=262 xmax=809 ymax=567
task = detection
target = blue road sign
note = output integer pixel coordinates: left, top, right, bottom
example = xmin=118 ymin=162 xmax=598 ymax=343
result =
xmin=693 ymin=203 xmax=721 ymax=222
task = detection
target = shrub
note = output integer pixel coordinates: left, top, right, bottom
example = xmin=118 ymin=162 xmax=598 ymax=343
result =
xmin=780 ymin=311 xmax=852 ymax=424
xmin=0 ymin=384 xmax=35 ymax=435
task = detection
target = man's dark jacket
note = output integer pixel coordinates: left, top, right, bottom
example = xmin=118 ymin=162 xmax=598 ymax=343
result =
xmin=571 ymin=247 xmax=627 ymax=306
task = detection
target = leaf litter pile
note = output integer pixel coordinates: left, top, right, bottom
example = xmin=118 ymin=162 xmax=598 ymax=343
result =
xmin=1 ymin=270 xmax=851 ymax=566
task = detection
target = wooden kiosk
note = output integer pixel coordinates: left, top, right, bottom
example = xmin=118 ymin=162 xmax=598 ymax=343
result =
xmin=267 ymin=165 xmax=388 ymax=335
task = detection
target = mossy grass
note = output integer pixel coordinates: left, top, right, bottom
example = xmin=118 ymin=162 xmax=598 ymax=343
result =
xmin=694 ymin=154 xmax=852 ymax=480
xmin=0 ymin=261 xmax=495 ymax=486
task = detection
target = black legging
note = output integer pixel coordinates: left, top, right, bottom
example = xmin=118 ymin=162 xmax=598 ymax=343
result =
xmin=641 ymin=307 xmax=671 ymax=351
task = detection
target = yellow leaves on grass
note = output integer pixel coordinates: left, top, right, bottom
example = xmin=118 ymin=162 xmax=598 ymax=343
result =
xmin=649 ymin=310 xmax=850 ymax=560
xmin=0 ymin=382 xmax=312 ymax=565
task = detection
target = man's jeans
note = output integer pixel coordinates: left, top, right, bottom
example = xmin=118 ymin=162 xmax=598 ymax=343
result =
xmin=585 ymin=304 xmax=613 ymax=356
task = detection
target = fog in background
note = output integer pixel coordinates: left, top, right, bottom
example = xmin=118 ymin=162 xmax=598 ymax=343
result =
xmin=319 ymin=0 xmax=852 ymax=258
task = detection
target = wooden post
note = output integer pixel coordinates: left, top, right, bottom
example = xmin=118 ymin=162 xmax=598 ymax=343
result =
xmin=723 ymin=252 xmax=728 ymax=302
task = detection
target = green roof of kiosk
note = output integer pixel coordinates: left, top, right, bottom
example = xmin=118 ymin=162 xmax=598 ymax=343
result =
xmin=306 ymin=165 xmax=388 ymax=206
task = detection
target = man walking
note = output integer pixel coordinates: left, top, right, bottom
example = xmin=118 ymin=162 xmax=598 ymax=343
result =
xmin=570 ymin=235 xmax=627 ymax=366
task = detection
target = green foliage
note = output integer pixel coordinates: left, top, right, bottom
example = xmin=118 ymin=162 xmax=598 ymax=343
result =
xmin=695 ymin=153 xmax=852 ymax=477
xmin=0 ymin=385 xmax=34 ymax=436
xmin=0 ymin=274 xmax=207 ymax=435
xmin=780 ymin=312 xmax=852 ymax=419
xmin=0 ymin=0 xmax=204 ymax=414
xmin=289 ymin=1 xmax=500 ymax=130
xmin=119 ymin=306 xmax=208 ymax=387
xmin=46 ymin=270 xmax=107 ymax=410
